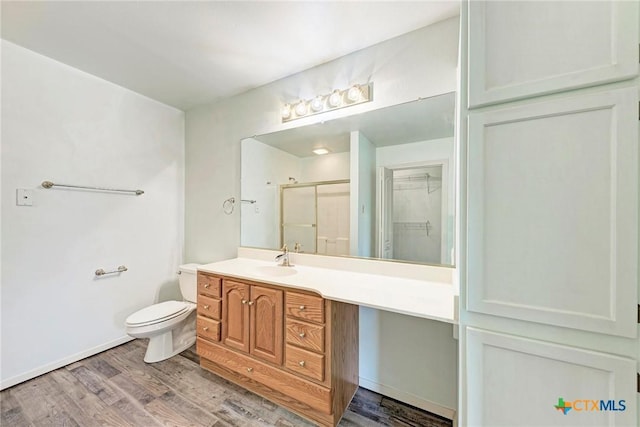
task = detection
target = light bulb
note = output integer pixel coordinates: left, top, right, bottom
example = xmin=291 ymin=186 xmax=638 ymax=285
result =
xmin=294 ymin=101 xmax=308 ymax=116
xmin=310 ymin=96 xmax=324 ymax=112
xmin=347 ymin=85 xmax=362 ymax=102
xmin=328 ymin=90 xmax=342 ymax=108
xmin=281 ymin=104 xmax=291 ymax=119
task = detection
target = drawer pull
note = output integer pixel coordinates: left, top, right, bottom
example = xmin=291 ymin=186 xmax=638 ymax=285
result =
xmin=204 ymin=283 xmax=210 ymax=289
xmin=248 ymin=301 xmax=254 ymax=306
xmin=247 ymin=367 xmax=253 ymax=373
xmin=299 ymin=305 xmax=306 ymax=311
xmin=298 ymin=361 xmax=306 ymax=367
xmin=299 ymin=332 xmax=306 ymax=338
xmin=241 ymin=299 xmax=247 ymax=305
xmin=203 ymin=326 xmax=209 ymax=332
xmin=203 ymin=305 xmax=210 ymax=310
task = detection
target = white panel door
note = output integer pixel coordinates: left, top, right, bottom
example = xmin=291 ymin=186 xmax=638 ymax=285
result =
xmin=467 ymin=87 xmax=638 ymax=337
xmin=466 ymin=328 xmax=636 ymax=427
xmin=468 ymin=1 xmax=639 ymax=107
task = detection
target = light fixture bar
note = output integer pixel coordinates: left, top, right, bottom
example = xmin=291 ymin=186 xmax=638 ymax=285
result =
xmin=281 ymin=82 xmax=373 ymax=123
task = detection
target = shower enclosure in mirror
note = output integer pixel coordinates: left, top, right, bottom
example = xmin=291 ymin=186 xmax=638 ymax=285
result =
xmin=280 ymin=180 xmax=350 ymax=256
xmin=240 ymin=92 xmax=456 ymax=266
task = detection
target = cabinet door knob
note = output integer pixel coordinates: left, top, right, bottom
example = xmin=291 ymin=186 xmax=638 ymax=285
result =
xmin=299 ymin=332 xmax=306 ymax=338
xmin=247 ymin=367 xmax=253 ymax=372
xmin=248 ymin=301 xmax=254 ymax=306
xmin=298 ymin=361 xmax=305 ymax=367
xmin=203 ymin=326 xmax=209 ymax=331
xmin=204 ymin=283 xmax=210 ymax=289
xmin=203 ymin=305 xmax=210 ymax=310
xmin=299 ymin=305 xmax=306 ymax=311
xmin=241 ymin=299 xmax=247 ymax=304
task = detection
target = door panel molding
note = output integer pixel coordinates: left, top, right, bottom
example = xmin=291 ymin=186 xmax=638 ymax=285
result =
xmin=467 ymin=87 xmax=638 ymax=337
xmin=468 ymin=1 xmax=639 ymax=107
xmin=465 ymin=327 xmax=636 ymax=426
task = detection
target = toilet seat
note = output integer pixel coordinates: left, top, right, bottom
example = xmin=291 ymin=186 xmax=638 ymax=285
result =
xmin=126 ymin=301 xmax=192 ymax=327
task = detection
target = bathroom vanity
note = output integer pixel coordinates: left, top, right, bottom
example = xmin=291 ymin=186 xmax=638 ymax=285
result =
xmin=195 ymin=268 xmax=359 ymax=426
xmin=195 ymin=249 xmax=457 ymax=426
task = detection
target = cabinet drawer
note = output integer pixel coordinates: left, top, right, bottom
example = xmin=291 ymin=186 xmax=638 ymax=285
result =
xmin=286 ymin=319 xmax=325 ymax=354
xmin=197 ymin=338 xmax=331 ymax=414
xmin=285 ymin=292 xmax=324 ymax=324
xmin=197 ymin=273 xmax=221 ymax=297
xmin=285 ymin=344 xmax=325 ymax=382
xmin=197 ymin=316 xmax=220 ymax=342
xmin=198 ymin=295 xmax=221 ymax=320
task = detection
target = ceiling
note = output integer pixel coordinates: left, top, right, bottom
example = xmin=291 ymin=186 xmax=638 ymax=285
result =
xmin=250 ymin=91 xmax=455 ymax=158
xmin=1 ymin=1 xmax=460 ymax=111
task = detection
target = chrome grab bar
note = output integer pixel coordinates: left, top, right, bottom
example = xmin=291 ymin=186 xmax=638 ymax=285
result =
xmin=42 ymin=181 xmax=144 ymax=195
xmin=95 ymin=265 xmax=128 ymax=276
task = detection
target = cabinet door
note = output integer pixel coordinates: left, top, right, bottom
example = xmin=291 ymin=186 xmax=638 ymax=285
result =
xmin=467 ymin=87 xmax=638 ymax=337
xmin=222 ymin=280 xmax=250 ymax=353
xmin=466 ymin=328 xmax=636 ymax=426
xmin=468 ymin=0 xmax=639 ymax=107
xmin=250 ymin=285 xmax=283 ymax=365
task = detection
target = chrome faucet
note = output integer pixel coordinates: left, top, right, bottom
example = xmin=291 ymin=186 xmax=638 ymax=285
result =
xmin=275 ymin=244 xmax=293 ymax=267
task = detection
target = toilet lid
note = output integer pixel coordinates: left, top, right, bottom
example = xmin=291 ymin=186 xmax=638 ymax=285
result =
xmin=126 ymin=301 xmax=190 ymax=326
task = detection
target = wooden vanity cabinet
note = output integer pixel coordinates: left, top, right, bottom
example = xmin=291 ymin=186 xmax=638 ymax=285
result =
xmin=196 ymin=273 xmax=221 ymax=342
xmin=222 ymin=279 xmax=283 ymax=365
xmin=196 ymin=272 xmax=358 ymax=427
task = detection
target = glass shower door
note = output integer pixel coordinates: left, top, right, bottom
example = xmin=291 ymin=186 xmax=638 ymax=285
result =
xmin=317 ymin=182 xmax=350 ymax=256
xmin=281 ymin=186 xmax=316 ymax=253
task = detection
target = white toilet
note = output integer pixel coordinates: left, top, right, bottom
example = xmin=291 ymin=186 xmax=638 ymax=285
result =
xmin=125 ymin=263 xmax=200 ymax=363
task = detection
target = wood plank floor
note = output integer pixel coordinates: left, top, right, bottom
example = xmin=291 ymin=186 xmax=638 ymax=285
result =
xmin=1 ymin=340 xmax=452 ymax=427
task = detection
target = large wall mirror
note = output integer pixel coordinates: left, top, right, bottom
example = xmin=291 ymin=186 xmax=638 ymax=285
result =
xmin=241 ymin=92 xmax=456 ymax=267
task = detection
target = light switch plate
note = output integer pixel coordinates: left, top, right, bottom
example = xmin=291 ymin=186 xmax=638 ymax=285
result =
xmin=16 ymin=189 xmax=33 ymax=206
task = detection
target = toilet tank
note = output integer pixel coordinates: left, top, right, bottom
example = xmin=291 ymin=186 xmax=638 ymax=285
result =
xmin=178 ymin=263 xmax=200 ymax=303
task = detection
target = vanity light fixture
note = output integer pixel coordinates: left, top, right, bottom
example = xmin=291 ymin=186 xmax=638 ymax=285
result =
xmin=281 ymin=82 xmax=372 ymax=123
xmin=310 ymin=95 xmax=324 ymax=112
xmin=312 ymin=147 xmax=330 ymax=155
xmin=294 ymin=101 xmax=308 ymax=117
xmin=347 ymin=85 xmax=363 ymax=102
xmin=281 ymin=104 xmax=292 ymax=120
xmin=327 ymin=90 xmax=342 ymax=108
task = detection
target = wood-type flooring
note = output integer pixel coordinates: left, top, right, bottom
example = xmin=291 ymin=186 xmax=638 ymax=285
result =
xmin=1 ymin=339 xmax=452 ymax=427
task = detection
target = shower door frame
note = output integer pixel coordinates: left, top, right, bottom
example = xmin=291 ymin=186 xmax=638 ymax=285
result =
xmin=279 ymin=179 xmax=351 ymax=252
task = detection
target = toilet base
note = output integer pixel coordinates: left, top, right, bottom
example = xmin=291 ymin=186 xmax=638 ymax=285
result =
xmin=140 ymin=310 xmax=197 ymax=363
xmin=144 ymin=333 xmax=196 ymax=363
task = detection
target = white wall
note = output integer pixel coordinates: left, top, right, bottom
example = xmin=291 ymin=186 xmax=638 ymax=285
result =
xmin=185 ymin=17 xmax=459 ymax=263
xmin=1 ymin=41 xmax=185 ymax=389
xmin=299 ymin=152 xmax=350 ymax=182
xmin=185 ymin=17 xmax=459 ymax=414
xmin=240 ymin=138 xmax=300 ymax=249
xmin=359 ymin=309 xmax=458 ymax=417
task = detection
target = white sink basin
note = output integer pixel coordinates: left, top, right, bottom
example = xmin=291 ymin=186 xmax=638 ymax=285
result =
xmin=252 ymin=265 xmax=298 ymax=277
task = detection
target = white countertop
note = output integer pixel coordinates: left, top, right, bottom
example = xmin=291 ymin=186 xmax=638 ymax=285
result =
xmin=198 ymin=256 xmax=457 ymax=324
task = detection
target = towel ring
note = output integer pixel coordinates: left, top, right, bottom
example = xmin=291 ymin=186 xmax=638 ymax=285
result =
xmin=223 ymin=197 xmax=235 ymax=215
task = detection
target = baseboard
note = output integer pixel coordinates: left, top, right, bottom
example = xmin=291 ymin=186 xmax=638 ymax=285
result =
xmin=358 ymin=377 xmax=456 ymax=421
xmin=0 ymin=335 xmax=134 ymax=390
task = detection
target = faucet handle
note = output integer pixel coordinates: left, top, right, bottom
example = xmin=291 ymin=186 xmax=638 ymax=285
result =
xmin=281 ymin=244 xmax=288 ymax=252
xmin=294 ymin=242 xmax=302 ymax=253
